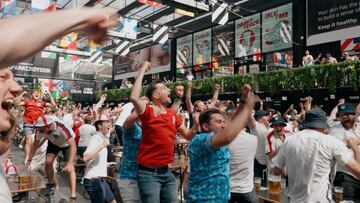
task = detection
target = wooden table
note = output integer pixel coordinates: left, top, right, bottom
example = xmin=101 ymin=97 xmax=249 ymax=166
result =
xmin=257 ymin=189 xmax=290 ymax=203
xmin=8 ymin=175 xmax=47 ymax=194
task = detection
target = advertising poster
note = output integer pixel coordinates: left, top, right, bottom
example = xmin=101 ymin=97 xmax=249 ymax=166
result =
xmin=193 ymin=28 xmax=212 ymax=65
xmin=212 ymin=22 xmax=234 ymax=76
xmin=37 ymin=79 xmax=95 ymax=102
xmin=176 ymin=34 xmax=193 ymax=76
xmin=235 ymin=13 xmax=261 ymax=57
xmin=262 ymin=3 xmax=293 ymax=53
xmin=307 ymin=0 xmax=360 ymax=45
xmin=113 ymin=40 xmax=171 ymax=80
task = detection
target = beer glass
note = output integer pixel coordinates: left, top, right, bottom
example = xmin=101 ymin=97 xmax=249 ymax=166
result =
xmin=334 ymin=186 xmax=343 ymax=203
xmin=268 ymin=173 xmax=281 ymax=194
xmin=254 ymin=177 xmax=261 ymax=192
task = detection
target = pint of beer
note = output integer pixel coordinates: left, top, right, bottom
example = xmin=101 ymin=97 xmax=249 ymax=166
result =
xmin=334 ymin=187 xmax=343 ymax=203
xmin=268 ymin=175 xmax=281 ymax=194
xmin=254 ymin=177 xmax=261 ymax=192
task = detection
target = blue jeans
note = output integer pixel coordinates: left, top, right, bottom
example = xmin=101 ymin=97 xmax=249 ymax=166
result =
xmin=137 ymin=168 xmax=178 ymax=203
xmin=84 ymin=178 xmax=115 ymax=203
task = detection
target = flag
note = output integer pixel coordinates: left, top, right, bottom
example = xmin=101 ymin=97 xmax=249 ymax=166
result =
xmin=0 ymin=0 xmax=16 ymax=15
xmin=138 ymin=0 xmax=162 ymax=8
xmin=60 ymin=32 xmax=77 ymax=48
xmin=273 ymin=52 xmax=284 ymax=64
xmin=60 ymin=32 xmax=78 ymax=61
xmin=253 ymin=48 xmax=261 ymax=62
xmin=341 ymin=36 xmax=360 ymax=52
xmin=32 ymin=0 xmax=57 ymax=13
xmin=119 ymin=17 xmax=138 ymax=40
xmin=85 ymin=39 xmax=102 ymax=53
xmin=153 ymin=24 xmax=169 ymax=44
xmin=114 ymin=39 xmax=130 ymax=56
xmin=211 ymin=1 xmax=229 ymax=25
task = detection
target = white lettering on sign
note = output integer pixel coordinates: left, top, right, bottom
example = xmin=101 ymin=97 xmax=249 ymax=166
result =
xmin=10 ymin=65 xmax=51 ymax=73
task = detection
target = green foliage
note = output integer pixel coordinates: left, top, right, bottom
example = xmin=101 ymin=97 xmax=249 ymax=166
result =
xmin=100 ymin=61 xmax=360 ymax=101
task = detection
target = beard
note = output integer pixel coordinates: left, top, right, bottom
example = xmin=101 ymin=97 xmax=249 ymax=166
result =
xmin=341 ymin=120 xmax=355 ymax=129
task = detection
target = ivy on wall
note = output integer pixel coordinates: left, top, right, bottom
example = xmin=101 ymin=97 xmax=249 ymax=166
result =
xmin=101 ymin=61 xmax=360 ymax=101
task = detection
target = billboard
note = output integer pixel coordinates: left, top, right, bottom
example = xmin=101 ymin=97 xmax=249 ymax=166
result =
xmin=193 ymin=28 xmax=211 ymax=65
xmin=235 ymin=13 xmax=261 ymax=57
xmin=262 ymin=3 xmax=293 ymax=52
xmin=113 ymin=41 xmax=171 ymax=80
xmin=37 ymin=79 xmax=95 ymax=102
xmin=307 ymin=0 xmax=360 ymax=45
xmin=176 ymin=34 xmax=193 ymax=76
xmin=212 ymin=22 xmax=234 ymax=76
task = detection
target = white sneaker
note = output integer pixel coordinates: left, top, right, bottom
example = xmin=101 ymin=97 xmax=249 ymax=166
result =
xmin=18 ymin=144 xmax=23 ymax=149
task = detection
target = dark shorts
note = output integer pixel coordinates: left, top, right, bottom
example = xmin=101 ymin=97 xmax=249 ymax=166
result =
xmin=84 ymin=178 xmax=115 ymax=203
xmin=46 ymin=141 xmax=70 ymax=162
xmin=23 ymin=124 xmax=35 ymax=136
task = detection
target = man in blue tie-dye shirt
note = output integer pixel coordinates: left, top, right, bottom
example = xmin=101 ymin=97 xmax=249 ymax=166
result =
xmin=188 ymin=84 xmax=258 ymax=203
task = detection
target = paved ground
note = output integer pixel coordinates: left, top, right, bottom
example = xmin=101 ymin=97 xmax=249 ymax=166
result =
xmin=11 ymin=145 xmax=91 ymax=203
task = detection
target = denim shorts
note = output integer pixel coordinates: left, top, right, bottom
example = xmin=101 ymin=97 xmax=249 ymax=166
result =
xmin=84 ymin=178 xmax=115 ymax=203
xmin=23 ymin=124 xmax=35 ymax=136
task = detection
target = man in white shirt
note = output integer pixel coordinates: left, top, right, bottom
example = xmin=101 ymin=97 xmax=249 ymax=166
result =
xmin=272 ymin=109 xmax=360 ymax=203
xmin=229 ymin=130 xmax=258 ymax=203
xmin=330 ymin=103 xmax=360 ymax=202
xmin=247 ymin=109 xmax=271 ymax=185
xmin=83 ymin=115 xmax=115 ymax=203
xmin=77 ymin=117 xmax=96 ymax=157
xmin=27 ymin=115 xmax=77 ymax=199
xmin=302 ymin=50 xmax=314 ymax=67
xmin=266 ymin=116 xmax=292 ymax=162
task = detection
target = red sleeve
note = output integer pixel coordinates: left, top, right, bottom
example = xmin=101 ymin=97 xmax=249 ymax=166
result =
xmin=24 ymin=99 xmax=29 ymax=106
xmin=139 ymin=104 xmax=151 ymax=123
xmin=175 ymin=114 xmax=183 ymax=129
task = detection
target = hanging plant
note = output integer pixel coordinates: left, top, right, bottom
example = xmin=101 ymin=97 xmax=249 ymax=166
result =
xmin=101 ymin=61 xmax=360 ymax=102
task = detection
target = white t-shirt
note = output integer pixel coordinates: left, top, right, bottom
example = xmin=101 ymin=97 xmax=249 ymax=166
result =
xmin=273 ymin=129 xmax=353 ymax=203
xmin=249 ymin=122 xmax=270 ymax=165
xmin=78 ymin=124 xmax=96 ymax=147
xmin=329 ymin=123 xmax=360 ymax=180
xmin=35 ymin=121 xmax=75 ymax=148
xmin=62 ymin=114 xmax=74 ymax=128
xmin=115 ymin=103 xmax=133 ymax=126
xmin=30 ymin=134 xmax=47 ymax=171
xmin=84 ymin=132 xmax=108 ymax=179
xmin=229 ymin=130 xmax=257 ymax=193
xmin=0 ymin=173 xmax=11 ymax=203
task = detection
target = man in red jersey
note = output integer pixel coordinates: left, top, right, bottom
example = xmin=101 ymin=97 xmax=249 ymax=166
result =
xmin=18 ymin=90 xmax=56 ymax=163
xmin=130 ymin=61 xmax=199 ymax=203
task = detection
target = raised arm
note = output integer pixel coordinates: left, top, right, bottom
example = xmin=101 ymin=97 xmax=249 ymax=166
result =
xmin=130 ymin=61 xmax=151 ymax=115
xmin=171 ymin=85 xmax=184 ymax=113
xmin=329 ymin=99 xmax=345 ymax=121
xmin=0 ymin=8 xmax=118 ymax=70
xmin=208 ymin=84 xmax=220 ymax=109
xmin=211 ymin=84 xmax=258 ymax=149
xmin=186 ymin=82 xmax=194 ymax=113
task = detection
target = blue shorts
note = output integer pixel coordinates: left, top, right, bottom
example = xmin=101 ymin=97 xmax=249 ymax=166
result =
xmin=23 ymin=124 xmax=35 ymax=136
xmin=84 ymin=178 xmax=115 ymax=203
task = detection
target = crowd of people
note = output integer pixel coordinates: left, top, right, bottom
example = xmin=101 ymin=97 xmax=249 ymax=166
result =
xmin=1 ymin=6 xmax=360 ymax=203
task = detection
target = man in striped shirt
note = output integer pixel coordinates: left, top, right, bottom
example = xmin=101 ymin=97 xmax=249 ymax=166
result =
xmin=27 ymin=115 xmax=77 ymax=200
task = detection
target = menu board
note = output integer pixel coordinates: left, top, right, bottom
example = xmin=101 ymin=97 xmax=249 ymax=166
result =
xmin=193 ymin=29 xmax=211 ymax=65
xmin=235 ymin=13 xmax=261 ymax=57
xmin=262 ymin=3 xmax=293 ymax=52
